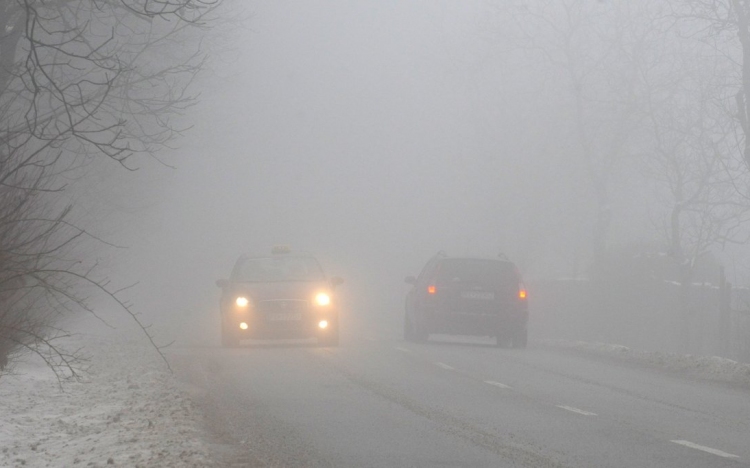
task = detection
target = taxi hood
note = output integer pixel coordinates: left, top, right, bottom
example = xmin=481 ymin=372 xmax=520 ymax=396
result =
xmin=231 ymin=281 xmax=331 ymax=303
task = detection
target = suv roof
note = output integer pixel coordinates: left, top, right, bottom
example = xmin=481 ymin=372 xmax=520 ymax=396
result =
xmin=431 ymin=251 xmax=515 ymax=263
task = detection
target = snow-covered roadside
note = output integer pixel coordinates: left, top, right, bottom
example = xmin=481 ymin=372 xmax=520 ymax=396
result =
xmin=539 ymin=339 xmax=750 ymax=387
xmin=0 ymin=334 xmax=214 ymax=468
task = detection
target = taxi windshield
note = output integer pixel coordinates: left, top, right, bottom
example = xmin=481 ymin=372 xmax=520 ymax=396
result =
xmin=236 ymin=256 xmax=325 ymax=282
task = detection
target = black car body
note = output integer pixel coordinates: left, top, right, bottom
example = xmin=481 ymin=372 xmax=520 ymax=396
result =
xmin=404 ymin=253 xmax=528 ymax=347
xmin=216 ymin=249 xmax=342 ymax=347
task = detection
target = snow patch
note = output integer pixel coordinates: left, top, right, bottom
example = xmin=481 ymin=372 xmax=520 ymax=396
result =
xmin=540 ymin=339 xmax=750 ymax=386
xmin=0 ymin=334 xmax=214 ymax=467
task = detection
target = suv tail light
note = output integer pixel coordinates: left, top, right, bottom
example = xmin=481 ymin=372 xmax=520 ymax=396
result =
xmin=427 ymin=285 xmax=437 ymax=294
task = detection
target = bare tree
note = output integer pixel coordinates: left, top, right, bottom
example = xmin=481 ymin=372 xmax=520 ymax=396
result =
xmin=0 ymin=0 xmax=223 ymax=379
xmin=634 ymin=15 xmax=750 ymax=351
xmin=497 ymin=0 xmax=657 ymax=268
xmin=676 ymin=1 xmax=750 ymax=169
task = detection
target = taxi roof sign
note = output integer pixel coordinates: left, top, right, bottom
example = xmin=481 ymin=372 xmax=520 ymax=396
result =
xmin=271 ymin=245 xmax=291 ymax=255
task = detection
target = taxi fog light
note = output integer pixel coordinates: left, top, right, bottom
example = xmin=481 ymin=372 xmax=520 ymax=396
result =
xmin=236 ymin=297 xmax=249 ymax=307
xmin=239 ymin=322 xmax=248 ymax=330
xmin=314 ymin=293 xmax=331 ymax=306
xmin=318 ymin=320 xmax=328 ymax=329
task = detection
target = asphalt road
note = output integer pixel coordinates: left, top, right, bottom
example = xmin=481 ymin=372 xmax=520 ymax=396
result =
xmin=171 ymin=321 xmax=750 ymax=467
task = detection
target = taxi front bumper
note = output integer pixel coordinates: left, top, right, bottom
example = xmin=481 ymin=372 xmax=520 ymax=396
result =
xmin=225 ymin=309 xmax=337 ymax=339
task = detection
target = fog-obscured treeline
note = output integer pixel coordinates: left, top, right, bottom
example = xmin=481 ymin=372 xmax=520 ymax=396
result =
xmin=6 ymin=0 xmax=750 ymax=366
xmin=123 ymin=1 xmax=750 ymax=327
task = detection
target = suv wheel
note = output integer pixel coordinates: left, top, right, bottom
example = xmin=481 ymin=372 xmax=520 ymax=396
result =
xmin=404 ymin=312 xmax=414 ymax=342
xmin=413 ymin=312 xmax=429 ymax=343
xmin=512 ymin=326 xmax=528 ymax=349
xmin=495 ymin=333 xmax=510 ymax=348
xmin=221 ymin=320 xmax=240 ymax=348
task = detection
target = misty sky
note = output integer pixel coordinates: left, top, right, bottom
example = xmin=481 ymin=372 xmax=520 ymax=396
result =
xmin=99 ymin=1 xmax=522 ymax=321
xmin=77 ymin=0 xmax=749 ymax=330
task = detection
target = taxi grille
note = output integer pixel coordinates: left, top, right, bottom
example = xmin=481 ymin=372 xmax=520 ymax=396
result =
xmin=257 ymin=299 xmax=307 ymax=314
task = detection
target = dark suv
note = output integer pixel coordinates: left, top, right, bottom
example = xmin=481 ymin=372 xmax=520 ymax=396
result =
xmin=404 ymin=253 xmax=528 ymax=347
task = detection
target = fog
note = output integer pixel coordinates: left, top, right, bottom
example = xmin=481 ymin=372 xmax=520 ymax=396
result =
xmin=106 ymin=1 xmax=556 ymax=330
xmin=67 ymin=1 xmax=750 ymax=354
xmin=6 ymin=2 xmax=750 ymax=466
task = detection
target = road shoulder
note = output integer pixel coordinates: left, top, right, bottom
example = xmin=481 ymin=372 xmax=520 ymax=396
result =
xmin=0 ymin=334 xmax=214 ymax=468
xmin=538 ymin=339 xmax=750 ymax=388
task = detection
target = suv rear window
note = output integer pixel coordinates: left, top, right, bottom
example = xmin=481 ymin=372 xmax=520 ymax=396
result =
xmin=435 ymin=259 xmax=518 ymax=286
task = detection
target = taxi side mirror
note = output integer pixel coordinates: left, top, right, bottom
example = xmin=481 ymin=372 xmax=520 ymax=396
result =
xmin=216 ymin=279 xmax=229 ymax=288
xmin=330 ymin=276 xmax=344 ymax=287
xmin=404 ymin=276 xmax=417 ymax=285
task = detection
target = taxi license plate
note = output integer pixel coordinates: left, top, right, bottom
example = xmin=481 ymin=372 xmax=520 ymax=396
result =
xmin=461 ymin=291 xmax=494 ymax=300
xmin=268 ymin=313 xmax=302 ymax=321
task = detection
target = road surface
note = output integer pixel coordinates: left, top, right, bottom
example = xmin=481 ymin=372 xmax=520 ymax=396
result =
xmin=170 ymin=320 xmax=750 ymax=467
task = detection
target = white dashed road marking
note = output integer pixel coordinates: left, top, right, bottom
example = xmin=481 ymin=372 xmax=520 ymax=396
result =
xmin=670 ymin=440 xmax=740 ymax=459
xmin=484 ymin=381 xmax=512 ymax=389
xmin=435 ymin=362 xmax=455 ymax=370
xmin=556 ymin=405 xmax=597 ymax=416
xmin=395 ymin=346 xmax=412 ymax=353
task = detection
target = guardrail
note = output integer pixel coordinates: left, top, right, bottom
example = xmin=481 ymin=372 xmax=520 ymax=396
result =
xmin=529 ymin=278 xmax=750 ymax=363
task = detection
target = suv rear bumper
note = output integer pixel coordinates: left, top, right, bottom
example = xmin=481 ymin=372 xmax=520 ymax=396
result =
xmin=424 ymin=309 xmax=527 ymax=337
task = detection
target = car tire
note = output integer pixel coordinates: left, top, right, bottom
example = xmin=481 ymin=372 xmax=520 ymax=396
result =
xmin=318 ymin=320 xmax=339 ymax=347
xmin=413 ymin=312 xmax=429 ymax=343
xmin=512 ymin=326 xmax=528 ymax=349
xmin=495 ymin=333 xmax=510 ymax=348
xmin=221 ymin=320 xmax=240 ymax=348
xmin=404 ymin=312 xmax=414 ymax=342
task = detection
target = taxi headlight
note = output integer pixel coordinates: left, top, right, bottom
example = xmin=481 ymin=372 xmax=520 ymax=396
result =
xmin=235 ymin=296 xmax=249 ymax=307
xmin=314 ymin=292 xmax=331 ymax=306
